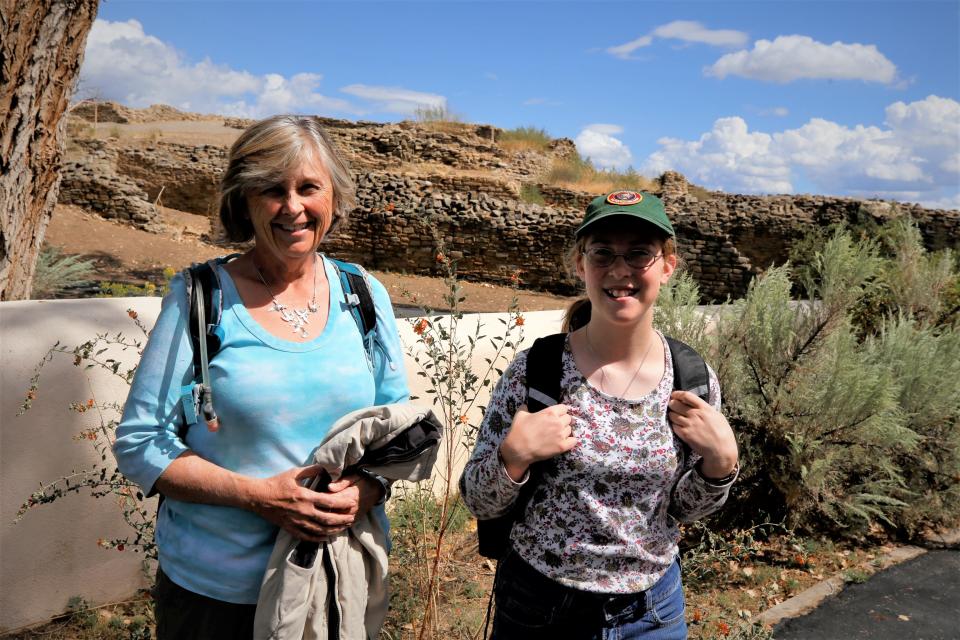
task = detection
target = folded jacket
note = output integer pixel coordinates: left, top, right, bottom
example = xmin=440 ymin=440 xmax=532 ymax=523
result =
xmin=254 ymin=402 xmax=442 ymax=640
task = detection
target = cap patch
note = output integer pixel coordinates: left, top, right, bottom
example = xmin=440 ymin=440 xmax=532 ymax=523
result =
xmin=606 ymin=191 xmax=643 ymax=206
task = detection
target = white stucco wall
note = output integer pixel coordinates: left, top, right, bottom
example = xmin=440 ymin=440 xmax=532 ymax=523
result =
xmin=0 ymin=296 xmax=564 ymax=632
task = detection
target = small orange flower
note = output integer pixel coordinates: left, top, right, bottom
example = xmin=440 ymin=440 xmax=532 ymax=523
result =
xmin=413 ymin=319 xmax=429 ymax=335
xmin=26 ymin=389 xmax=36 ymax=400
xmin=692 ymin=609 xmax=703 ymax=623
xmin=515 ymin=315 xmax=525 ymax=326
xmin=510 ymin=271 xmax=522 ymax=285
xmin=435 ymin=252 xmax=446 ymax=264
xmin=717 ymin=621 xmax=731 ymax=636
xmin=97 ymin=538 xmax=107 ymax=548
xmin=87 ymin=398 xmax=95 ymax=408
xmin=127 ymin=309 xmax=138 ymax=319
xmin=384 ymin=202 xmax=395 ymax=212
xmin=459 ymin=415 xmax=469 ymax=424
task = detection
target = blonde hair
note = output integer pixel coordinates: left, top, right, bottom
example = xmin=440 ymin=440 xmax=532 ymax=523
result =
xmin=219 ymin=115 xmax=356 ymax=242
xmin=561 ymin=226 xmax=678 ymax=332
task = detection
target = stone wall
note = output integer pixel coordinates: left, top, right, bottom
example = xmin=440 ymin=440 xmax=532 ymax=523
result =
xmin=322 ymin=170 xmax=959 ymax=301
xmin=58 ymin=105 xmax=959 ymax=301
xmin=116 ymin=142 xmax=225 ymax=216
xmin=58 ymin=140 xmax=161 ymax=231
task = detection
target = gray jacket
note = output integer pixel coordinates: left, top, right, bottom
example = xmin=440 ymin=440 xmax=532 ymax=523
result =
xmin=254 ymin=403 xmax=442 ymax=640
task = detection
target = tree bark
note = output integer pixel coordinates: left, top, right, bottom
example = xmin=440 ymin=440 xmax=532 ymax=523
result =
xmin=0 ymin=0 xmax=99 ymax=300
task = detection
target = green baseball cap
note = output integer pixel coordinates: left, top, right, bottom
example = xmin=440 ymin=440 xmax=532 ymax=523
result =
xmin=575 ymin=190 xmax=674 ymax=238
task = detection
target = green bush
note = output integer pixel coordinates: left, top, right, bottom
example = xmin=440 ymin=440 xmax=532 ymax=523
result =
xmin=655 ymin=221 xmax=960 ymax=539
xmin=31 ymin=247 xmax=96 ymax=298
xmin=519 ymin=183 xmax=545 ymax=205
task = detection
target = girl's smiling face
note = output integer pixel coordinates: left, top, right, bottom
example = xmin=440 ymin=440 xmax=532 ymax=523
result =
xmin=245 ymin=150 xmax=334 ymax=267
xmin=575 ymin=218 xmax=677 ymax=325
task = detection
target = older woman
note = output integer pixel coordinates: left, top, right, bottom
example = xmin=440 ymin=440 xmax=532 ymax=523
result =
xmin=113 ymin=115 xmax=409 ymax=639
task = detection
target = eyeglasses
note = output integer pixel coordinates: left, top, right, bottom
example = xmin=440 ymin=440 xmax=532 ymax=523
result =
xmin=583 ymin=247 xmax=662 ymax=269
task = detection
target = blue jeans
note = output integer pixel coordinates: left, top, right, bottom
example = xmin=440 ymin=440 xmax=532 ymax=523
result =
xmin=492 ymin=551 xmax=687 ymax=640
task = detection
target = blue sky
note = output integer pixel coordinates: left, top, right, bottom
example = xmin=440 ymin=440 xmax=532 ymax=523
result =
xmin=84 ymin=1 xmax=959 ymax=209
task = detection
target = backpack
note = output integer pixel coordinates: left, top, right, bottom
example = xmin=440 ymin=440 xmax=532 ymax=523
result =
xmin=475 ymin=333 xmax=710 ymax=560
xmin=177 ymin=253 xmax=378 ymax=437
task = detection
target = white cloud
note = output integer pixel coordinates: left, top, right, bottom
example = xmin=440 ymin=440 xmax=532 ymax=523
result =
xmin=339 ymin=84 xmax=446 ymax=115
xmin=80 ymin=19 xmax=353 ymax=118
xmin=81 ymin=19 xmax=451 ymax=118
xmin=575 ymin=124 xmax=633 ymax=169
xmin=643 ymin=96 xmax=960 ymax=205
xmin=607 ymin=21 xmax=746 ymax=59
xmin=705 ymin=35 xmax=898 ymax=84
xmin=607 ymin=35 xmax=654 ymax=59
xmin=652 ymin=21 xmax=749 ymax=47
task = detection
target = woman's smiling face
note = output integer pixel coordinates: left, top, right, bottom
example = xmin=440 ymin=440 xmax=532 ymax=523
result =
xmin=245 ymin=149 xmax=334 ymax=267
xmin=575 ymin=218 xmax=676 ymax=324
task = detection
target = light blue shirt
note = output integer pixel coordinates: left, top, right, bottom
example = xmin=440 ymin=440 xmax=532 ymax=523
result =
xmin=114 ymin=256 xmax=410 ymax=603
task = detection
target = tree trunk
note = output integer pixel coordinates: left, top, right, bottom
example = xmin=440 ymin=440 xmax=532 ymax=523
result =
xmin=0 ymin=0 xmax=99 ymax=300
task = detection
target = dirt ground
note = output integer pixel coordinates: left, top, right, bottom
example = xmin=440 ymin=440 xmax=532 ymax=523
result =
xmin=43 ymin=204 xmax=575 ymax=313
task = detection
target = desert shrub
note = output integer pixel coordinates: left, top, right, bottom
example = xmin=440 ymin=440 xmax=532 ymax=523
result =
xmin=31 ymin=247 xmax=97 ymax=298
xmin=863 ymin=316 xmax=960 ymax=534
xmin=657 ymin=226 xmax=960 ymax=538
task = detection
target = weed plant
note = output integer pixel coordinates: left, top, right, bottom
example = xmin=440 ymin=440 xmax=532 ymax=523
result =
xmin=519 ymin=183 xmax=545 ymax=205
xmin=396 ymin=235 xmax=524 ymax=639
xmin=15 ymin=309 xmax=158 ymax=566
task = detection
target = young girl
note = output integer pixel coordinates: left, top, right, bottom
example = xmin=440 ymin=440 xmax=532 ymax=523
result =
xmin=460 ymin=191 xmax=739 ymax=639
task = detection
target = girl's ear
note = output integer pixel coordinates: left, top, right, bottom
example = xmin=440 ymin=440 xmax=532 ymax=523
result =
xmin=575 ymin=247 xmax=586 ymax=281
xmin=660 ymin=252 xmax=678 ymax=284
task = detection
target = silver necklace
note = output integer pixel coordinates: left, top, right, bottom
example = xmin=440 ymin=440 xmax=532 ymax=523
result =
xmin=252 ymin=254 xmax=319 ymax=338
xmin=584 ymin=324 xmax=655 ymax=398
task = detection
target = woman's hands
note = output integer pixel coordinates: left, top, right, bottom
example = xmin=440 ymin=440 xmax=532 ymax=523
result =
xmin=499 ymin=404 xmax=577 ymax=482
xmin=249 ymin=466 xmax=383 ymax=542
xmin=668 ymin=391 xmax=738 ymax=479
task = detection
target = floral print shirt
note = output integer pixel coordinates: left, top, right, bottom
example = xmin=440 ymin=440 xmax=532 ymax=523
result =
xmin=460 ymin=332 xmax=735 ymax=594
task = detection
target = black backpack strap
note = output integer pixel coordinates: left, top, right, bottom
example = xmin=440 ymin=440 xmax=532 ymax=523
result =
xmin=665 ymin=336 xmax=710 ymax=402
xmin=525 ymin=333 xmax=567 ymax=412
xmin=328 ymin=257 xmax=376 ymax=335
xmin=476 ymin=333 xmax=567 ymax=560
xmin=179 ymin=255 xmax=238 ymax=440
xmin=187 ymin=260 xmax=223 ymax=384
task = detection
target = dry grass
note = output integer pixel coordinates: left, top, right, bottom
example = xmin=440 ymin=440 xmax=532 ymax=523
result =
xmin=499 ymin=126 xmax=552 ymax=153
xmin=542 ymin=154 xmax=658 ymax=195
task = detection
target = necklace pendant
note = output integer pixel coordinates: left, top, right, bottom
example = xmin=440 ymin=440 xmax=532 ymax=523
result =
xmin=270 ymin=300 xmax=286 ymax=313
xmin=308 ymin=301 xmax=318 ymax=313
xmin=295 ymin=308 xmax=310 ymax=323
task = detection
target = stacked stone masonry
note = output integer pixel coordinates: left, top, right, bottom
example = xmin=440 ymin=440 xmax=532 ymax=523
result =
xmin=63 ymin=104 xmax=960 ymax=301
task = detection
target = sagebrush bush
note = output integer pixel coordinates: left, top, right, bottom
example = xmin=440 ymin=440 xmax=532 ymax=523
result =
xmin=655 ymin=221 xmax=959 ymax=539
xmin=31 ymin=246 xmax=97 ymax=298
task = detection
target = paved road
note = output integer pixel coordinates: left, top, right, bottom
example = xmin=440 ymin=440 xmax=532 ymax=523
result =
xmin=773 ymin=550 xmax=960 ymax=640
